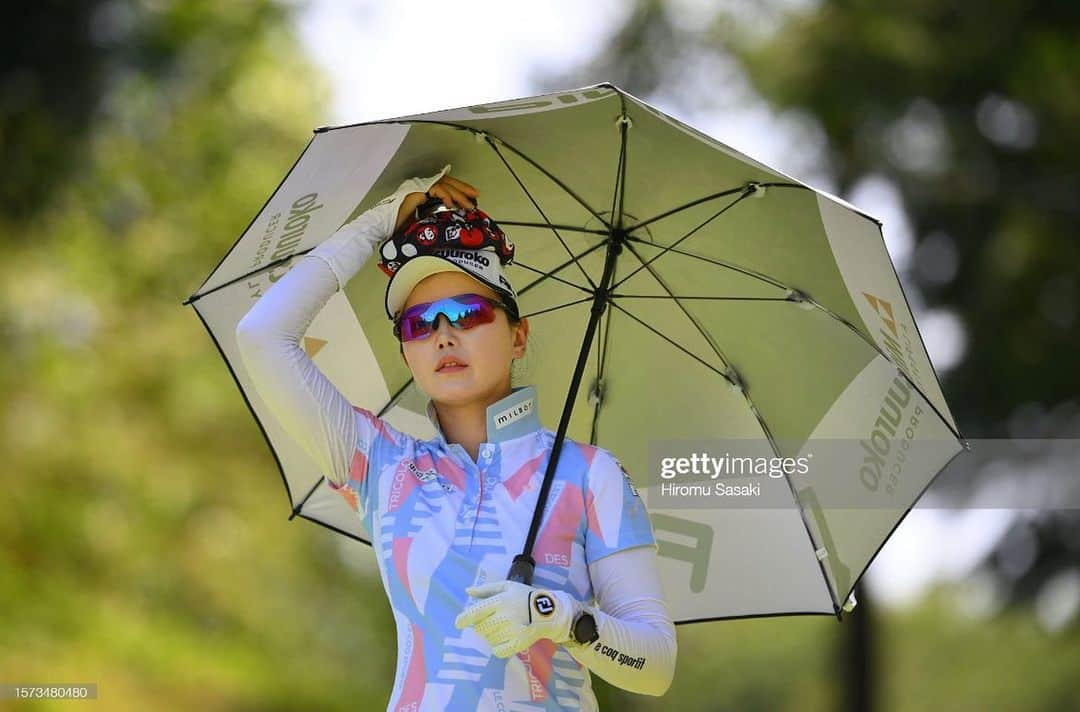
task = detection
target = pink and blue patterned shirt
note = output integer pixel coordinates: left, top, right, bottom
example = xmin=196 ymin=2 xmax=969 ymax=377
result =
xmin=327 ymin=384 xmax=656 ymax=711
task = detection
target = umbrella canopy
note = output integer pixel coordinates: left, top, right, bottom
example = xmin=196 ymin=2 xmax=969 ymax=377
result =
xmin=184 ymin=82 xmax=969 ymax=624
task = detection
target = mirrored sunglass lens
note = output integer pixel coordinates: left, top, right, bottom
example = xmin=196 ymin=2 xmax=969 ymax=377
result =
xmin=456 ymin=302 xmax=491 ymax=328
xmin=400 ymin=313 xmax=431 ymax=340
xmin=452 ymin=296 xmax=499 ymax=327
xmin=399 ymin=295 xmax=497 ymax=342
xmin=422 ymin=302 xmax=471 ymax=323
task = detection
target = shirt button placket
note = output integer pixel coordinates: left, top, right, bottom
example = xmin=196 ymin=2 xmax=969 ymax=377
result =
xmin=481 ymin=445 xmax=498 ymax=492
xmin=466 ymin=450 xmax=489 ymax=550
xmin=453 ymin=445 xmax=477 ymax=527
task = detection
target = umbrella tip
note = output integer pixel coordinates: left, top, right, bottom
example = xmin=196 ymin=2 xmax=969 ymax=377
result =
xmin=785 ymin=288 xmax=816 ymax=311
xmin=726 ymin=367 xmax=745 ymax=395
xmin=587 ymin=377 xmax=604 ymax=407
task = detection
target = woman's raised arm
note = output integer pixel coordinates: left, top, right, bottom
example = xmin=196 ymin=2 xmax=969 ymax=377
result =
xmin=233 ymin=165 xmax=452 ymax=501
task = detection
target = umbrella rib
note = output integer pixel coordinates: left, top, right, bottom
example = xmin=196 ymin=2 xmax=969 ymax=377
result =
xmin=377 ymin=118 xmax=610 ymax=229
xmin=185 ymin=133 xmax=319 ymax=303
xmin=623 ymin=236 xmax=789 ymax=291
xmin=295 ymin=511 xmax=372 ymax=545
xmin=199 ymin=238 xmax=606 ymax=311
xmin=516 ymin=240 xmax=609 ymax=297
xmin=631 ymin=181 xmax=804 ymax=232
xmin=607 ymin=301 xmax=732 ymax=382
xmin=611 ymin=189 xmax=753 ymax=291
xmin=586 ymin=95 xmax=629 ymax=446
xmin=618 ymin=241 xmax=818 ymax=516
xmin=291 ymin=476 xmax=325 ymax=519
xmin=590 ymin=296 xmax=615 ymax=445
xmin=188 ymin=247 xmax=317 ymax=304
xmin=376 ymin=379 xmax=416 ymax=420
xmin=622 ymin=239 xmax=968 ymax=445
xmin=513 ymin=260 xmax=595 ymax=296
xmin=486 ymin=139 xmax=599 ymax=291
xmin=519 ymin=296 xmax=595 ymax=319
xmin=487 ymin=135 xmax=609 ymax=227
xmin=610 ymin=301 xmax=844 ymax=615
xmin=612 ymin=294 xmax=787 ymax=301
xmin=609 ymin=93 xmax=629 ymax=231
xmin=621 ymin=239 xmax=733 ymax=375
xmin=497 ymin=220 xmax=609 ymax=235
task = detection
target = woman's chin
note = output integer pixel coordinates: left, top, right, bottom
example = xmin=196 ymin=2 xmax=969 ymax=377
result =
xmin=426 ymin=376 xmax=509 ymax=406
xmin=426 ymin=378 xmax=480 ymax=401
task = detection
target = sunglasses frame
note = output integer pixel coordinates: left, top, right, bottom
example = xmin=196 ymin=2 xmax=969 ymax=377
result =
xmin=393 ymin=292 xmax=518 ymax=343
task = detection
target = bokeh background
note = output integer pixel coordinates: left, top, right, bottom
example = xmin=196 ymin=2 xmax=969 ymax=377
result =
xmin=4 ymin=1 xmax=1079 ymax=710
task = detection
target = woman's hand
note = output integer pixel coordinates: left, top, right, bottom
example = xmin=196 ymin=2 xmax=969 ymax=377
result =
xmin=394 ymin=173 xmax=480 ymax=233
xmin=454 ymin=580 xmax=582 ymax=658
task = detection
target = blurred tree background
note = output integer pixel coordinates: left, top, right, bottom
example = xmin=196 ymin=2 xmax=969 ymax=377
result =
xmin=2 ymin=0 xmax=1078 ymax=710
xmin=2 ymin=1 xmax=398 ymax=709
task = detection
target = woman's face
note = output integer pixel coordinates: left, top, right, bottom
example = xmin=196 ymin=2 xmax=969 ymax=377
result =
xmin=399 ymin=270 xmax=528 ymax=406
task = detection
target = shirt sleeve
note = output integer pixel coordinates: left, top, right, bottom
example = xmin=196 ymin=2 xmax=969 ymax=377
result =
xmin=584 ymin=448 xmax=657 ymax=564
xmin=565 ymin=544 xmax=677 ymax=696
xmin=234 ymin=164 xmax=451 ymax=523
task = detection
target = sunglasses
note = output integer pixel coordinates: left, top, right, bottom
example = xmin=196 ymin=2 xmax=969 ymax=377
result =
xmin=393 ymin=292 xmax=517 ymax=343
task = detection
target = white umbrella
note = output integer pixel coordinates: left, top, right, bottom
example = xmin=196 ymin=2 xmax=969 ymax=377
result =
xmin=184 ymin=82 xmax=970 ymax=623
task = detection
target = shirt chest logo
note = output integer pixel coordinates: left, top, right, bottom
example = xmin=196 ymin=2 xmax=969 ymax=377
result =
xmin=405 ymin=461 xmax=454 ymax=493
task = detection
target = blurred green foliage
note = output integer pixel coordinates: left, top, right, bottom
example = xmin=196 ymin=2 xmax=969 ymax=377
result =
xmin=2 ymin=1 xmax=397 ymax=709
xmin=3 ymin=0 xmax=1078 ymax=710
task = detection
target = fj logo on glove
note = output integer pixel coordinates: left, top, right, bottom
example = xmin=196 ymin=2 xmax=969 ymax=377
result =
xmin=533 ymin=593 xmax=555 ymax=617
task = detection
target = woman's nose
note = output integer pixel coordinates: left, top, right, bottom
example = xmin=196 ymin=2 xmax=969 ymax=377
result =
xmin=432 ymin=314 xmax=456 ymax=345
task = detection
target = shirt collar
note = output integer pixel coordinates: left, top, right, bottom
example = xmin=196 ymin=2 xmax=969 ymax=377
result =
xmin=425 ymin=385 xmax=542 ymax=445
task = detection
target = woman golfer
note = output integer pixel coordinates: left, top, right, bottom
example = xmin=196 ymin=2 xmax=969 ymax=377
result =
xmin=235 ymin=165 xmax=676 ymax=710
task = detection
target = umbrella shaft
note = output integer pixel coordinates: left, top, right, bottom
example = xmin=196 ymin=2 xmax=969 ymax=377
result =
xmin=509 ymin=231 xmax=626 ymax=584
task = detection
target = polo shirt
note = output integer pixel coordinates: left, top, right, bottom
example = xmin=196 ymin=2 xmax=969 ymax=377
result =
xmin=327 ymin=384 xmax=657 ymax=711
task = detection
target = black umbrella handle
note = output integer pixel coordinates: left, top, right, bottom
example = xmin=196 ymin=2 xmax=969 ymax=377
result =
xmin=507 ymin=554 xmax=535 ymax=584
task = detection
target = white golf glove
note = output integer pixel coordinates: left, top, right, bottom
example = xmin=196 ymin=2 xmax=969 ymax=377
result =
xmin=454 ymin=580 xmax=582 ymax=658
xmin=309 ymin=164 xmax=451 ymax=290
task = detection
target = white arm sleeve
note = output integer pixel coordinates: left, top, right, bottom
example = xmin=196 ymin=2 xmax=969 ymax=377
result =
xmin=234 ymin=255 xmax=361 ymax=487
xmin=234 ymin=164 xmax=452 ymax=488
xmin=566 ymin=544 xmax=678 ymax=697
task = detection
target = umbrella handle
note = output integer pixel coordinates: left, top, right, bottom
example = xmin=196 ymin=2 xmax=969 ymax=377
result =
xmin=507 ymin=553 xmax=535 ymax=585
